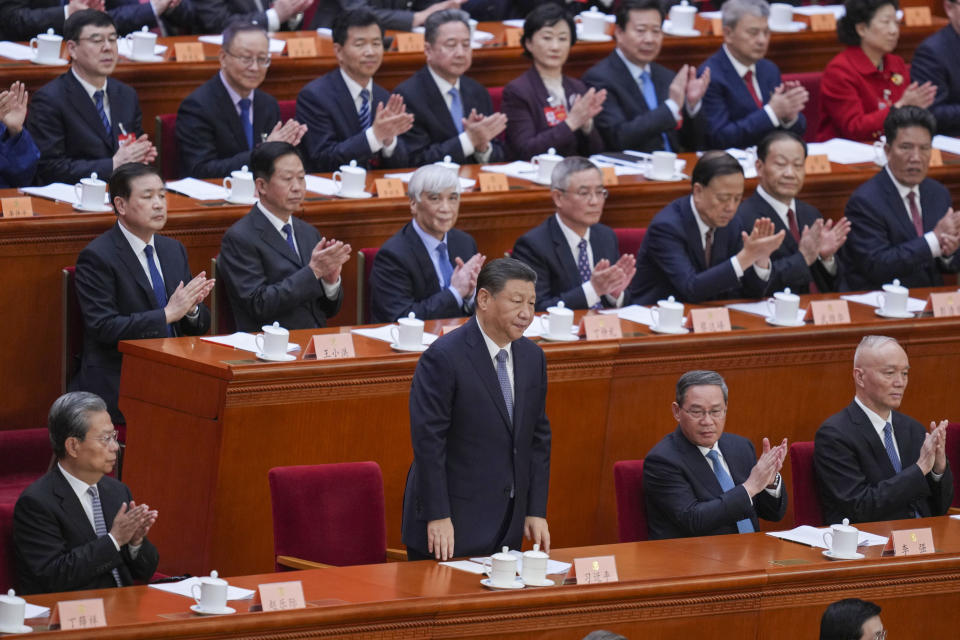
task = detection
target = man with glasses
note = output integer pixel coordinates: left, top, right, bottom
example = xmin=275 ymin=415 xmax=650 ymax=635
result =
xmin=177 ymin=21 xmax=306 ymax=179
xmin=26 ymin=9 xmax=156 ymax=185
xmin=643 ymin=369 xmax=788 ymax=540
xmin=13 ymin=391 xmax=160 ymax=594
xmin=513 ymin=156 xmax=635 ymax=311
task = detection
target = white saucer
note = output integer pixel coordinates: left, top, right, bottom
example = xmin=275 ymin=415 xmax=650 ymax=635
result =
xmin=649 ymin=324 xmax=689 ymax=335
xmin=577 ymin=32 xmax=613 ymax=42
xmin=127 ymin=53 xmax=165 ymax=62
xmin=770 ymin=21 xmax=808 ymax=33
xmin=30 ymin=55 xmax=68 ymax=66
xmin=480 ymin=577 xmax=525 ymax=590
xmin=646 ymin=172 xmax=685 ymax=182
xmin=336 ymin=191 xmax=373 ymax=199
xmin=823 ymin=549 xmax=865 ymax=561
xmin=765 ymin=316 xmax=806 ymax=327
xmin=256 ymin=351 xmax=297 ymax=362
xmin=390 ymin=342 xmax=429 ymax=352
xmin=874 ymin=308 xmax=914 ymax=319
xmin=538 ymin=331 xmax=580 ymax=342
xmin=73 ymin=203 xmax=113 ymax=213
xmin=520 ymin=577 xmax=555 ymax=587
xmin=225 ymin=196 xmax=257 ymax=205
xmin=190 ymin=603 xmax=236 ymax=615
xmin=0 ymin=624 xmax=32 ymax=634
xmin=663 ymin=20 xmax=701 ymax=37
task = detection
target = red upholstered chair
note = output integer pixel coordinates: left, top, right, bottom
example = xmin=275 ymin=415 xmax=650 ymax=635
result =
xmin=946 ymin=423 xmax=960 ymax=510
xmin=782 ymin=72 xmax=822 ymax=143
xmin=613 ymin=459 xmax=648 ymax=542
xmin=0 ymin=429 xmax=52 ymax=506
xmin=357 ymin=248 xmax=378 ymax=324
xmin=302 ymin=0 xmax=319 ymax=31
xmin=278 ymin=99 xmax=296 ymax=123
xmin=489 ymin=86 xmax=504 ymax=113
xmin=154 ymin=114 xmax=179 ymax=181
xmin=613 ymin=227 xmax=647 ymax=256
xmin=789 ymin=441 xmax=823 ymax=526
xmin=268 ymin=462 xmax=405 ymax=570
xmin=0 ymin=502 xmax=15 ymax=592
xmin=210 ymin=256 xmax=236 ymax=335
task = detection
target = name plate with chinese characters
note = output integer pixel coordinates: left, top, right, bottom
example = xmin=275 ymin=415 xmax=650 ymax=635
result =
xmin=583 ymin=314 xmax=622 ymax=341
xmin=891 ymin=528 xmax=934 ymax=556
xmin=302 ymin=334 xmax=356 ymax=360
xmin=689 ymin=308 xmax=732 ymax=333
xmin=53 ymin=599 xmax=106 ymax=630
xmin=258 ymin=581 xmax=306 ymax=612
xmin=573 ymin=556 xmax=618 ymax=584
xmin=805 ymin=300 xmax=851 ymax=325
xmin=925 ymin=292 xmax=960 ymax=317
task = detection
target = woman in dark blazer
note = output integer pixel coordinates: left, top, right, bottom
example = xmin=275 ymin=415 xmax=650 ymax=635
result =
xmin=501 ymin=3 xmax=606 ymax=160
xmin=818 ymin=0 xmax=935 ymax=142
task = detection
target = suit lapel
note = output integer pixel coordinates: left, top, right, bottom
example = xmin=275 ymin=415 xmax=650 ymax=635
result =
xmin=848 ymin=403 xmax=898 ymax=475
xmin=463 ymin=318 xmax=513 ymax=432
xmin=111 ymin=224 xmax=158 ymax=308
xmin=680 ymin=200 xmax=707 ymax=269
xmin=332 ymin=71 xmax=362 ymax=132
xmin=718 ymin=53 xmax=757 ymax=111
xmin=252 ymin=90 xmax=273 ymax=144
xmin=752 ymin=194 xmax=798 ymax=252
xmin=253 ymin=209 xmax=302 ymax=267
xmin=65 ymin=73 xmax=114 ymax=150
xmin=52 ymin=469 xmax=97 ymax=541
xmin=891 ymin=412 xmax=919 ymax=469
xmin=548 ymin=216 xmax=582 ymax=290
xmin=403 ymin=223 xmax=443 ymax=294
xmin=419 ymin=68 xmax=459 ymax=138
xmin=609 ymin=54 xmax=648 ymax=113
xmin=214 ymin=76 xmax=250 ymax=151
xmin=675 ymin=428 xmax=722 ymax=494
xmin=510 ymin=340 xmax=528 ymax=434
xmin=877 ymin=170 xmax=918 ymax=240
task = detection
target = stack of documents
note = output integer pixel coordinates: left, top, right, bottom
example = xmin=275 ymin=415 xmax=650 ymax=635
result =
xmin=149 ymin=577 xmax=255 ymax=600
xmin=0 ymin=41 xmax=34 ymax=60
xmin=21 ymin=183 xmax=109 ymax=207
xmin=841 ymin=291 xmax=926 ymax=313
xmin=351 ymin=324 xmax=439 ymax=345
xmin=806 ymin=139 xmax=879 ymax=164
xmin=481 ymin=161 xmax=540 ymax=183
xmin=201 ymin=332 xmax=300 ymax=354
xmin=304 ymin=175 xmax=338 ymax=196
xmin=165 ymin=178 xmax=229 ymax=201
xmin=767 ymin=525 xmax=888 ymax=548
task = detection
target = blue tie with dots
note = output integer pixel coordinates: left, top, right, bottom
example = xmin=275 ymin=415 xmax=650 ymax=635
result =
xmin=448 ymin=87 xmax=464 ymax=134
xmin=495 ymin=349 xmax=513 ymax=423
xmin=239 ymin=98 xmax=253 ymax=149
xmin=436 ymin=242 xmax=453 ymax=288
xmin=706 ymin=449 xmax=754 ymax=533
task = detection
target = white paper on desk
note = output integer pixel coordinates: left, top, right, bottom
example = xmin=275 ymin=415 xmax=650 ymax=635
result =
xmin=440 ymin=560 xmax=488 ymax=574
xmin=806 ymin=139 xmax=878 ymax=164
xmin=25 ymin=603 xmax=50 ymax=619
xmin=316 ymin=27 xmax=332 ymax=38
xmin=304 ymin=175 xmax=338 ymax=196
xmin=0 ymin=41 xmax=34 ymax=60
xmin=470 ymin=552 xmax=572 ymax=576
xmin=201 ymin=332 xmax=300 ymax=354
xmin=767 ymin=525 xmax=887 ymax=549
xmin=383 ymin=172 xmax=477 ymax=190
xmin=117 ymin=40 xmax=167 ymax=58
xmin=149 ymin=577 xmax=255 ymax=600
xmin=793 ymin=5 xmax=847 ymax=18
xmin=480 ymin=161 xmax=539 ymax=183
xmin=607 ymin=304 xmax=655 ymax=327
xmin=351 ymin=324 xmax=439 ymax=345
xmin=727 ymin=301 xmax=806 ymax=324
xmin=933 ymin=135 xmax=960 ymax=157
xmin=165 ymin=178 xmax=229 ymax=201
xmin=199 ymin=34 xmax=286 ymax=53
xmin=841 ymin=291 xmax=926 ymax=313
xmin=21 ymin=183 xmax=110 ymax=206
xmin=587 ymin=158 xmax=647 ymax=176
xmin=502 ymin=19 xmax=525 ymax=28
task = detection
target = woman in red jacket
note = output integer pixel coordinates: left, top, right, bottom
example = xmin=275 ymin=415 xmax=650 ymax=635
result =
xmin=817 ymin=0 xmax=935 ymax=142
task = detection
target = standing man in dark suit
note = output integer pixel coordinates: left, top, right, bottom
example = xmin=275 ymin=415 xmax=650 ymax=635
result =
xmin=26 ymin=10 xmax=157 ymax=185
xmin=395 ymin=9 xmax=507 ymax=165
xmin=311 ymin=0 xmax=467 ymax=31
xmin=814 ymin=336 xmax=953 ymax=525
xmin=582 ymin=0 xmax=709 ymax=153
xmin=297 ymin=9 xmax=412 ymax=173
xmin=0 ymin=81 xmax=40 ymax=188
xmin=910 ymin=0 xmax=960 ymax=136
xmin=195 ymin=0 xmax=313 ymax=33
xmin=402 ymin=258 xmax=551 ymax=560
xmin=738 ymin=131 xmax=850 ymax=294
xmin=629 ymin=151 xmax=784 ymax=305
xmin=513 ymin=156 xmax=635 ymax=311
xmin=177 ymin=22 xmax=305 ymax=179
xmin=0 ymin=0 xmax=193 ymax=41
xmin=699 ymin=0 xmax=807 ymax=150
xmin=73 ymin=163 xmax=213 ymax=422
xmin=219 ymin=142 xmax=351 ymax=331
xmin=644 ymin=370 xmax=787 ymax=540
xmin=369 ymin=164 xmax=484 ymax=323
xmin=13 ymin=392 xmax=159 ymax=595
xmin=840 ymin=106 xmax=960 ymax=291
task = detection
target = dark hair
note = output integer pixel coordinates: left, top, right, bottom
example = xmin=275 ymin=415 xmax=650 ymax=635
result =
xmin=884 ymin=105 xmax=937 ymax=143
xmin=109 ymin=163 xmax=162 ymax=214
xmin=616 ymin=0 xmax=665 ymax=29
xmin=64 ymin=9 xmax=115 ymax=42
xmin=477 ymin=258 xmax=537 ymax=296
xmin=49 ymin=392 xmax=108 ymax=459
xmin=222 ymin=21 xmax=267 ymax=50
xmin=676 ymin=370 xmax=728 ymax=406
xmin=757 ymin=130 xmax=808 ymax=161
xmin=837 ymin=0 xmax=899 ymax=46
xmin=691 ymin=151 xmax=743 ymax=187
xmin=251 ymin=141 xmax=303 ymax=182
xmin=424 ymin=8 xmax=470 ymax=45
xmin=820 ymin=599 xmax=882 ymax=640
xmin=522 ymin=3 xmax=576 ymax=58
xmin=332 ymin=9 xmax=382 ymax=46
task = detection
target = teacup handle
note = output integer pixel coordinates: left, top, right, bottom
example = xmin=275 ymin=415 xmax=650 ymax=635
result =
xmin=651 ymin=307 xmax=660 ymax=326
xmin=254 ymin=334 xmax=265 ymax=353
xmin=223 ymin=176 xmax=233 ymax=192
xmin=332 ymin=171 xmax=342 ymax=191
xmin=29 ymin=38 xmax=38 ymax=53
xmin=542 ymin=314 xmax=551 ymax=335
xmin=190 ymin=583 xmax=202 ymax=606
xmin=877 ymin=293 xmax=886 ymax=310
xmin=766 ymin=297 xmax=777 ymax=317
xmin=74 ymin=183 xmax=83 ymax=204
xmin=822 ymin=531 xmax=833 ymax=549
xmin=389 ymin=326 xmax=399 ymax=345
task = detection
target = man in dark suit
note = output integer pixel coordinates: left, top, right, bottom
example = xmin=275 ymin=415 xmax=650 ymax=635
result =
xmin=644 ymin=370 xmax=787 ymax=540
xmin=401 ymin=258 xmax=551 ymax=560
xmin=629 ymin=151 xmax=784 ymax=305
xmin=73 ymin=163 xmax=213 ymax=422
xmin=177 ymin=22 xmax=305 ymax=179
xmin=311 ymin=0 xmax=466 ymax=31
xmin=840 ymin=106 xmax=960 ymax=291
xmin=26 ymin=10 xmax=157 ymax=185
xmin=814 ymin=336 xmax=953 ymax=525
xmin=911 ymin=0 xmax=960 ymax=136
xmin=297 ymin=9 xmax=412 ymax=173
xmin=369 ymin=164 xmax=484 ymax=323
xmin=582 ymin=0 xmax=709 ymax=153
xmin=0 ymin=0 xmax=193 ymax=41
xmin=195 ymin=0 xmax=313 ymax=33
xmin=13 ymin=392 xmax=159 ymax=595
xmin=395 ymin=9 xmax=507 ymax=165
xmin=513 ymin=156 xmax=635 ymax=311
xmin=699 ymin=0 xmax=807 ymax=150
xmin=0 ymin=81 xmax=40 ymax=188
xmin=219 ymin=142 xmax=350 ymax=331
xmin=738 ymin=131 xmax=849 ymax=294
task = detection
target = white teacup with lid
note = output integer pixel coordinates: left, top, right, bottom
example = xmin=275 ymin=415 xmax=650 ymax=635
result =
xmin=255 ymin=321 xmax=289 ymax=359
xmin=125 ymin=25 xmax=158 ymax=60
xmin=30 ymin=28 xmax=62 ymax=63
xmin=669 ymin=0 xmax=697 ymax=32
xmin=651 ymin=295 xmax=684 ymax=332
xmin=650 ymin=151 xmax=677 ymax=180
xmin=390 ymin=312 xmax=425 ymax=349
xmin=434 ymin=154 xmax=460 ymax=175
xmin=532 ymin=147 xmax=563 ymax=184
xmin=878 ymin=278 xmax=909 ymax=316
xmin=766 ymin=287 xmax=801 ymax=325
xmin=223 ymin=164 xmax=255 ymax=203
xmin=333 ymin=159 xmax=367 ymax=197
xmin=0 ymin=589 xmax=28 ymax=634
xmin=822 ymin=518 xmax=860 ymax=558
xmin=74 ymin=172 xmax=107 ymax=210
xmin=579 ymin=6 xmax=608 ymax=38
xmin=521 ymin=543 xmax=550 ymax=586
xmin=768 ymin=3 xmax=794 ymax=30
xmin=483 ymin=546 xmax=520 ymax=588
xmin=191 ymin=570 xmax=232 ymax=613
xmin=543 ymin=300 xmax=574 ymax=338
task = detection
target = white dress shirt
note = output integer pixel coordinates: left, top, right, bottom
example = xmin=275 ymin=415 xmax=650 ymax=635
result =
xmin=755 ymin=185 xmax=838 ymax=274
xmin=476 ymin=316 xmax=513 ymax=394
xmin=72 ymin=69 xmax=110 ymax=125
xmin=689 ymin=196 xmax=771 ymax=280
xmin=219 ymin=70 xmax=255 ymax=130
xmin=722 ymin=45 xmax=797 ymax=129
xmin=256 ymin=202 xmax=342 ymax=298
xmin=696 ymin=443 xmax=782 ymax=502
xmin=554 ymin=214 xmax=625 ymax=307
xmin=339 ymin=69 xmax=398 ymax=157
xmin=883 ymin=165 xmax=942 ymax=258
xmin=117 ymin=222 xmax=199 ymax=319
xmin=58 ymin=464 xmax=145 ymax=555
xmin=426 ymin=66 xmax=493 ymax=163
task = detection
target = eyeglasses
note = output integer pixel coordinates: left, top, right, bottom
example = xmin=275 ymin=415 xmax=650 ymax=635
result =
xmin=558 ymin=188 xmax=609 ymax=200
xmin=89 ymin=430 xmax=120 ymax=446
xmin=223 ymin=49 xmax=272 ymax=68
xmin=77 ymin=34 xmax=119 ymax=46
xmin=681 ymin=407 xmax=726 ymax=421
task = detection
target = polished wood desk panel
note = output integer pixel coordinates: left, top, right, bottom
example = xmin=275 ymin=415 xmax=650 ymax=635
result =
xmin=117 ymin=289 xmax=960 ymax=577
xmin=18 ymin=517 xmax=960 ymax=639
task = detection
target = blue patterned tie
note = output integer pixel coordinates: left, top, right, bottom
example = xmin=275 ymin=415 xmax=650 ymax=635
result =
xmin=639 ymin=71 xmax=672 ymax=152
xmin=238 ymin=98 xmax=253 ymax=149
xmin=495 ymin=349 xmax=513 ymax=422
xmin=706 ymin=449 xmax=755 ymax=533
xmin=87 ymin=486 xmax=123 ymax=587
xmin=358 ymin=88 xmax=371 ymax=129
xmin=448 ymin=87 xmax=464 ymax=134
xmin=93 ymin=90 xmax=111 ymax=135
xmin=436 ymin=242 xmax=453 ymax=288
xmin=883 ymin=422 xmax=901 ymax=473
xmin=143 ymin=245 xmax=172 ymax=336
xmin=282 ymin=223 xmax=299 ymax=263
xmin=576 ymin=239 xmax=591 ymax=283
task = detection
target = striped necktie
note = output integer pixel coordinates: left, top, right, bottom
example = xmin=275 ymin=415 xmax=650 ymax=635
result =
xmin=87 ymin=486 xmax=123 ymax=587
xmin=358 ymin=88 xmax=371 ymax=129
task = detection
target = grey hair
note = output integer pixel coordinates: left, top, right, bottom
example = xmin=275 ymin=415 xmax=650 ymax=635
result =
xmin=722 ymin=0 xmax=770 ymax=29
xmin=408 ymin=164 xmax=461 ymax=202
xmin=424 ymin=8 xmax=470 ymax=44
xmin=853 ymin=335 xmax=901 ymax=367
xmin=676 ymin=370 xmax=729 ymax=406
xmin=550 ymin=156 xmax=602 ymax=191
xmin=48 ymin=391 xmax=108 ymax=459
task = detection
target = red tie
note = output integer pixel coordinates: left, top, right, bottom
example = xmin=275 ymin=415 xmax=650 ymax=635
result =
xmin=907 ymin=191 xmax=923 ymax=236
xmin=743 ymin=69 xmax=763 ymax=108
xmin=786 ymin=208 xmax=800 ymax=242
xmin=704 ymin=228 xmax=714 ymax=267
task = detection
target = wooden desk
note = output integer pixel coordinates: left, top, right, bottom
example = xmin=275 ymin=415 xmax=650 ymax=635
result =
xmin=17 ymin=517 xmax=960 ymax=639
xmin=116 ymin=288 xmax=960 ymax=577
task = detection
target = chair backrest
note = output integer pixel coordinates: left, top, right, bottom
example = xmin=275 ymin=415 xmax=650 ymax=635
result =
xmin=489 ymin=86 xmax=504 ymax=114
xmin=357 ymin=248 xmax=378 ymax=324
xmin=613 ymin=227 xmax=647 ymax=257
xmin=946 ymin=423 xmax=960 ymax=507
xmin=155 ymin=114 xmax=179 ymax=181
xmin=61 ymin=266 xmax=83 ymax=394
xmin=278 ymin=99 xmax=296 ymax=123
xmin=789 ymin=441 xmax=823 ymax=526
xmin=268 ymin=462 xmax=387 ymax=569
xmin=782 ymin=72 xmax=822 ymax=143
xmin=210 ymin=256 xmax=236 ymax=335
xmin=0 ymin=428 xmax=52 ymax=506
xmin=0 ymin=502 xmax=15 ymax=593
xmin=613 ymin=459 xmax=648 ymax=542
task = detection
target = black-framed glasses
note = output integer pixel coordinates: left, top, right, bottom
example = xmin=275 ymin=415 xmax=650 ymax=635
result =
xmin=681 ymin=407 xmax=726 ymax=421
xmin=557 ymin=187 xmax=609 ymax=200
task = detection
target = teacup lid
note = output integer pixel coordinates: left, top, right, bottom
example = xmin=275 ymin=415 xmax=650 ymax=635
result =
xmin=398 ymin=311 xmax=423 ymax=325
xmin=341 ymin=159 xmax=364 ymax=173
xmin=0 ymin=589 xmax=24 ymax=605
xmin=833 ymin=517 xmax=858 ymax=532
xmin=141 ymin=25 xmax=150 ymax=33
xmin=775 ymin=287 xmax=799 ymax=300
xmin=547 ymin=300 xmax=573 ymax=315
xmin=261 ymin=321 xmax=288 ymax=334
xmin=657 ymin=295 xmax=683 ymax=308
xmin=45 ymin=28 xmax=58 ymax=36
xmin=490 ymin=546 xmax=515 ymax=561
xmin=523 ymin=543 xmax=548 ymax=558
xmin=233 ymin=164 xmax=252 ymax=177
xmin=435 ymin=155 xmax=459 ymax=169
xmin=84 ymin=172 xmax=105 ymax=185
xmin=883 ymin=278 xmax=907 ymax=292
xmin=203 ymin=569 xmax=228 ymax=585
